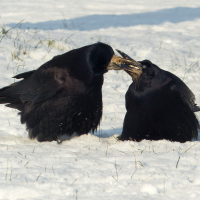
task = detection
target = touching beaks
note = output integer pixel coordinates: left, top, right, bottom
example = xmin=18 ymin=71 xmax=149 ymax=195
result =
xmin=107 ymin=50 xmax=142 ymax=71
xmin=115 ymin=49 xmax=134 ymax=61
xmin=107 ymin=49 xmax=143 ymax=81
xmin=115 ymin=49 xmax=143 ymax=69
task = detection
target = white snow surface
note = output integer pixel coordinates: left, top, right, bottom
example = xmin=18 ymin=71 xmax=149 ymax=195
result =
xmin=0 ymin=0 xmax=200 ymax=199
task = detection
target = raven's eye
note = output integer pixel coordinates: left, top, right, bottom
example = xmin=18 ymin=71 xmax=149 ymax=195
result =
xmin=143 ymin=65 xmax=147 ymax=69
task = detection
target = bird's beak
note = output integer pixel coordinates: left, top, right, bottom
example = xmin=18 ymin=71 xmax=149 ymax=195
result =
xmin=107 ymin=49 xmax=143 ymax=82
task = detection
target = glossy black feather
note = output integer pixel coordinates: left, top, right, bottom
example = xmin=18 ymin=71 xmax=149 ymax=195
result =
xmin=0 ymin=42 xmax=114 ymax=142
xmin=120 ymin=60 xmax=199 ymax=142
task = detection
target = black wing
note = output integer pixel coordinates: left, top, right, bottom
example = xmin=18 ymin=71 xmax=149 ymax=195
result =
xmin=0 ymin=66 xmax=65 ymax=108
xmin=170 ymin=74 xmax=198 ymax=111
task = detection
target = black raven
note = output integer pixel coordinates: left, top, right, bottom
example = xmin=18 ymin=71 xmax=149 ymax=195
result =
xmin=0 ymin=42 xmax=136 ymax=142
xmin=117 ymin=50 xmax=199 ymax=142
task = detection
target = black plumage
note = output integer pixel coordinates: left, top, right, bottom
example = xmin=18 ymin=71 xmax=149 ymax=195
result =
xmin=118 ymin=55 xmax=199 ymax=142
xmin=0 ymin=42 xmax=127 ymax=142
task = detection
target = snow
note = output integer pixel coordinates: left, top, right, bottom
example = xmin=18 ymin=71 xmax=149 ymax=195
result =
xmin=0 ymin=0 xmax=200 ymax=199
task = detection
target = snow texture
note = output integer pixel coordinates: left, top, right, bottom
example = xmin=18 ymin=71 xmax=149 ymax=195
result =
xmin=0 ymin=0 xmax=200 ymax=199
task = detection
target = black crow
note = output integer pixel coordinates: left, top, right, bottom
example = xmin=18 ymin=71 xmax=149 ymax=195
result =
xmin=117 ymin=50 xmax=199 ymax=142
xmin=0 ymin=42 xmax=135 ymax=142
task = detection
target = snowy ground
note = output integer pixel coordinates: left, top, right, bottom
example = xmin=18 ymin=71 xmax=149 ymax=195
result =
xmin=0 ymin=0 xmax=200 ymax=199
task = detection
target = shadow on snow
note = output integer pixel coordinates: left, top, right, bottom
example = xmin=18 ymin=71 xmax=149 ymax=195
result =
xmin=7 ymin=7 xmax=200 ymax=31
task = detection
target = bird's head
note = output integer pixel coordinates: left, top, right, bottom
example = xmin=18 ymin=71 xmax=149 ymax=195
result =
xmin=138 ymin=60 xmax=161 ymax=77
xmin=113 ymin=50 xmax=169 ymax=85
xmin=89 ymin=43 xmax=143 ymax=77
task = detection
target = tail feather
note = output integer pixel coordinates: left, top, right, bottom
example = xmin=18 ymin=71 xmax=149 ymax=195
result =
xmin=0 ymin=85 xmax=24 ymax=111
xmin=0 ymin=85 xmax=12 ymax=94
xmin=6 ymin=103 xmax=24 ymax=111
xmin=0 ymin=97 xmax=20 ymax=104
